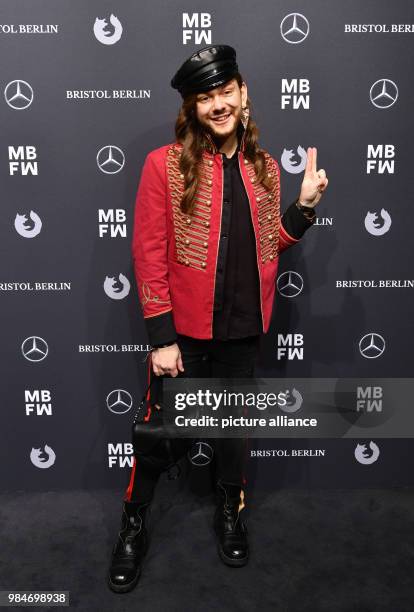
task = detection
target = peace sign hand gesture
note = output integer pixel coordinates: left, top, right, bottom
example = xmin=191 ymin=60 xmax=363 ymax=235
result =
xmin=298 ymin=147 xmax=329 ymax=209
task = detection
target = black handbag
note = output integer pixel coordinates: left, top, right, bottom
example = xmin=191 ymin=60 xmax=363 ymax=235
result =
xmin=132 ymin=376 xmax=181 ymax=480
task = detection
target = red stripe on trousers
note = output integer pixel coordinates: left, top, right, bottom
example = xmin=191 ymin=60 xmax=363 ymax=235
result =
xmin=124 ymin=351 xmax=153 ymax=501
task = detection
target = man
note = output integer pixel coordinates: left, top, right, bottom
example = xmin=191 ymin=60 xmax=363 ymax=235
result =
xmin=108 ymin=44 xmax=328 ymax=593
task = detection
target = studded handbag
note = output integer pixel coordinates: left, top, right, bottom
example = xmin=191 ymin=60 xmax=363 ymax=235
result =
xmin=131 ymin=376 xmax=182 ymax=479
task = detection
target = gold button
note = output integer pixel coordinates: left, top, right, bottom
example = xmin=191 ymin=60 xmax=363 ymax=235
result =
xmin=186 ymin=218 xmax=191 ymax=224
xmin=201 ymin=262 xmax=206 ymax=268
xmin=268 ymin=234 xmax=273 ymax=240
xmin=206 ymin=199 xmax=211 ymax=205
xmin=269 ymin=255 xmax=274 ymax=261
xmin=203 ymin=241 xmax=208 ymax=247
xmin=256 ymin=197 xmax=261 ymax=202
xmin=185 ymin=239 xmax=190 ymax=245
xmin=250 ymin=177 xmax=256 ymax=183
xmin=180 ymin=173 xmax=184 ymax=179
xmin=267 ymin=173 xmax=272 ymax=178
xmin=261 ymin=257 xmax=265 ymax=263
xmin=204 ymin=221 xmax=210 ymax=227
xmin=244 ymin=158 xmax=248 ymax=164
xmin=185 ymin=260 xmax=190 ymax=266
xmin=207 ymin=179 xmax=212 ymax=186
xmin=208 ymin=160 xmax=213 ymax=166
xmin=267 ymin=214 xmax=272 ymax=220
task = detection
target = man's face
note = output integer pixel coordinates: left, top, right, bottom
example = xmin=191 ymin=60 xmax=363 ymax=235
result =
xmin=195 ymin=78 xmax=247 ymax=139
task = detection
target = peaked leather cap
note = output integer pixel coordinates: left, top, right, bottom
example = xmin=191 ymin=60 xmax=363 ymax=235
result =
xmin=171 ymin=45 xmax=239 ymax=98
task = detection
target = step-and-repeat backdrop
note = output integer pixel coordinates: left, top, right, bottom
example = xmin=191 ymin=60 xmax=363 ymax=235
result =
xmin=1 ymin=1 xmax=413 ymax=494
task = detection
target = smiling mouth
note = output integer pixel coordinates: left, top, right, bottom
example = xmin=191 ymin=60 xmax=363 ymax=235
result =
xmin=211 ymin=113 xmax=231 ymax=124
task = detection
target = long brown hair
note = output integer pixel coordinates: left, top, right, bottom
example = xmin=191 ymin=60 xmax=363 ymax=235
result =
xmin=174 ymin=73 xmax=275 ymax=215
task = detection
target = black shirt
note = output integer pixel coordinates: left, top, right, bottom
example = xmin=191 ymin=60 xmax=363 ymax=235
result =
xmin=212 ymin=140 xmax=316 ymax=340
xmin=212 ymin=143 xmax=262 ymax=339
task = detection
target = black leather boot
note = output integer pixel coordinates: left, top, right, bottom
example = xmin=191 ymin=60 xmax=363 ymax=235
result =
xmin=213 ymin=482 xmax=249 ymax=567
xmin=107 ymin=500 xmax=150 ymax=593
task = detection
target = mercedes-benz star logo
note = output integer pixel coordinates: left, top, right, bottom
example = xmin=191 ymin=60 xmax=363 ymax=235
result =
xmin=21 ymin=336 xmax=48 ymax=362
xmin=106 ymin=389 xmax=133 ymax=414
xmin=358 ymin=333 xmax=386 ymax=359
xmin=4 ymin=80 xmax=34 ymax=110
xmin=277 ymin=271 xmax=304 ymax=298
xmin=280 ymin=13 xmax=310 ymax=44
xmin=369 ymin=79 xmax=398 ymax=109
xmin=188 ymin=441 xmax=214 ymax=466
xmin=96 ymin=146 xmax=125 ymax=174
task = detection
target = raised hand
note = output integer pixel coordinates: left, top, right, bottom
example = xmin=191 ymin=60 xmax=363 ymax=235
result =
xmin=298 ymin=147 xmax=329 ymax=208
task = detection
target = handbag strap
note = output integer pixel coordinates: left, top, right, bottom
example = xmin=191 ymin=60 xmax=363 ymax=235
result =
xmin=140 ymin=376 xmax=156 ymax=405
xmin=133 ymin=376 xmax=156 ymax=425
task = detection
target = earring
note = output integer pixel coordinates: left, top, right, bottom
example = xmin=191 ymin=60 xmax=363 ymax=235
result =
xmin=241 ymin=105 xmax=250 ymax=129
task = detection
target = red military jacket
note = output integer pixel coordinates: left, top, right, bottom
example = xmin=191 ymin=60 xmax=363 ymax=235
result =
xmin=132 ymin=132 xmax=308 ymax=345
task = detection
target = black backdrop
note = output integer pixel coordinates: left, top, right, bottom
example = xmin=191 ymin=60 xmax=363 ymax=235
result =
xmin=1 ymin=1 xmax=413 ymax=494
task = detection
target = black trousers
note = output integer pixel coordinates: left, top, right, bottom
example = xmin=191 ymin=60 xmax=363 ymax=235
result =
xmin=125 ymin=333 xmax=260 ymax=504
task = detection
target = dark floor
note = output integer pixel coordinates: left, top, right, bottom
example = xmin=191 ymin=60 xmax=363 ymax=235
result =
xmin=1 ymin=476 xmax=413 ymax=612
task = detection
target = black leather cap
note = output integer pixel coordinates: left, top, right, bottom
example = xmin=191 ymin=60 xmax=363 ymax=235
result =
xmin=171 ymin=45 xmax=239 ymax=98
